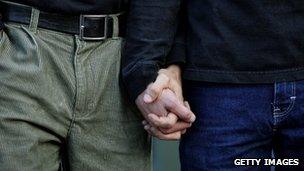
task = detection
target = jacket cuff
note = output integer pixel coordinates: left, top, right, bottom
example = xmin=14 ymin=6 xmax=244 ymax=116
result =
xmin=122 ymin=62 xmax=159 ymax=102
xmin=166 ymin=42 xmax=186 ymax=66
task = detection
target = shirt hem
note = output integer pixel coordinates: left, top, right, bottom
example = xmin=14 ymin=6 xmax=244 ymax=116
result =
xmin=183 ymin=68 xmax=304 ymax=84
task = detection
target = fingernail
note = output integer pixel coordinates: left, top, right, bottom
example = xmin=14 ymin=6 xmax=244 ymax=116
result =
xmin=190 ymin=115 xmax=196 ymax=123
xmin=143 ymin=94 xmax=153 ymax=103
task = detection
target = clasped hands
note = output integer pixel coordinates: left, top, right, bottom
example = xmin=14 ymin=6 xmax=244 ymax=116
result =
xmin=135 ymin=65 xmax=196 ymax=140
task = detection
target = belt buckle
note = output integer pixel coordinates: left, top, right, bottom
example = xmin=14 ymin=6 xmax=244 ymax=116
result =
xmin=79 ymin=14 xmax=108 ymax=41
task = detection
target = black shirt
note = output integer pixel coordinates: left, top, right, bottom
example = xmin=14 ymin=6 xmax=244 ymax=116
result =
xmin=182 ymin=0 xmax=304 ymax=84
xmin=122 ymin=0 xmax=304 ymax=101
xmin=6 ymin=0 xmax=127 ymax=14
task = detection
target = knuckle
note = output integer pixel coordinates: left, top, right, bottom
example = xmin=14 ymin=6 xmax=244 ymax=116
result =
xmin=162 ymin=74 xmax=170 ymax=83
xmin=149 ymin=85 xmax=160 ymax=94
xmin=158 ymin=73 xmax=170 ymax=84
xmin=158 ymin=69 xmax=166 ymax=73
xmin=151 ymin=87 xmax=159 ymax=94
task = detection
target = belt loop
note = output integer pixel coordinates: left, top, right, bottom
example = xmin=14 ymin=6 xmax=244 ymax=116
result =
xmin=110 ymin=14 xmax=120 ymax=38
xmin=29 ymin=8 xmax=40 ymax=32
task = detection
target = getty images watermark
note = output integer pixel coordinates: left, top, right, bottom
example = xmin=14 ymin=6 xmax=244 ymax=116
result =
xmin=234 ymin=159 xmax=300 ymax=166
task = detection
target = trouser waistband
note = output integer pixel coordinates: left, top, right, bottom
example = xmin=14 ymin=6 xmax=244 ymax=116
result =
xmin=0 ymin=1 xmax=126 ymax=40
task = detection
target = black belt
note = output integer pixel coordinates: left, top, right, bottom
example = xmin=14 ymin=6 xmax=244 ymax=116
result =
xmin=0 ymin=2 xmax=126 ymax=40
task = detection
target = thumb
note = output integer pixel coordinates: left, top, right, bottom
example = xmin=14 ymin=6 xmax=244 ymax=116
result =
xmin=144 ymin=74 xmax=170 ymax=103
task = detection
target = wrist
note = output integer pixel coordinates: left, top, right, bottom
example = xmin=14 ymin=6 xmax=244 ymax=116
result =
xmin=166 ymin=64 xmax=181 ymax=73
xmin=159 ymin=64 xmax=181 ymax=77
xmin=165 ymin=64 xmax=181 ymax=81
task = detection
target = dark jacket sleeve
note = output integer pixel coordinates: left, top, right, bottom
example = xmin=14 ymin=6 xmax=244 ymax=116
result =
xmin=166 ymin=1 xmax=187 ymax=66
xmin=122 ymin=0 xmax=182 ymax=102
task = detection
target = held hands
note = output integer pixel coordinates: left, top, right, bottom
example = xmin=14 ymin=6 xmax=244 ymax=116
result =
xmin=135 ymin=65 xmax=196 ymax=140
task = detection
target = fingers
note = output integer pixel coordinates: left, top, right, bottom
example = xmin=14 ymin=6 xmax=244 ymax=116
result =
xmin=159 ymin=121 xmax=191 ymax=134
xmin=145 ymin=126 xmax=181 ymax=140
xmin=165 ymin=100 xmax=196 ymax=123
xmin=143 ymin=120 xmax=183 ymax=140
xmin=136 ymin=91 xmax=168 ymax=128
xmin=147 ymin=113 xmax=178 ymax=129
xmin=144 ymin=74 xmax=170 ymax=103
xmin=160 ymin=90 xmax=195 ymax=123
xmin=170 ymin=80 xmax=184 ymax=101
xmin=141 ymin=100 xmax=193 ymax=138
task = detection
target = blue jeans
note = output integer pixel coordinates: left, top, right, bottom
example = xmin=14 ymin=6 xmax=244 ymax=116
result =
xmin=180 ymin=80 xmax=304 ymax=171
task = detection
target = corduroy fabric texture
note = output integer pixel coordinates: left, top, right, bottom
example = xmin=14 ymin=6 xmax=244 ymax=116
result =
xmin=0 ymin=21 xmax=150 ymax=171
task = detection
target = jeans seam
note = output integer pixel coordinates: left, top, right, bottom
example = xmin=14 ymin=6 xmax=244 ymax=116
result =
xmin=274 ymin=98 xmax=296 ymax=117
xmin=273 ymin=82 xmax=296 ymax=117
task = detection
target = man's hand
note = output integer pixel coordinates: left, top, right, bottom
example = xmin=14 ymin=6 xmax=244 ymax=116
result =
xmin=143 ymin=65 xmax=184 ymax=103
xmin=136 ymin=89 xmax=195 ymax=126
xmin=145 ymin=65 xmax=196 ymax=134
xmin=141 ymin=101 xmax=193 ymax=140
xmin=146 ymin=101 xmax=193 ymax=133
xmin=136 ymin=88 xmax=195 ymax=140
xmin=135 ymin=65 xmax=196 ymax=140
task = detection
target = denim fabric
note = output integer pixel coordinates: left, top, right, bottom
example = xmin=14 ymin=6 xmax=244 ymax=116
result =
xmin=0 ymin=10 xmax=150 ymax=170
xmin=180 ymin=80 xmax=304 ymax=171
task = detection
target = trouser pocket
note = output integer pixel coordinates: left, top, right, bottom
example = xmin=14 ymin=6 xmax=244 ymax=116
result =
xmin=0 ymin=22 xmax=75 ymax=170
